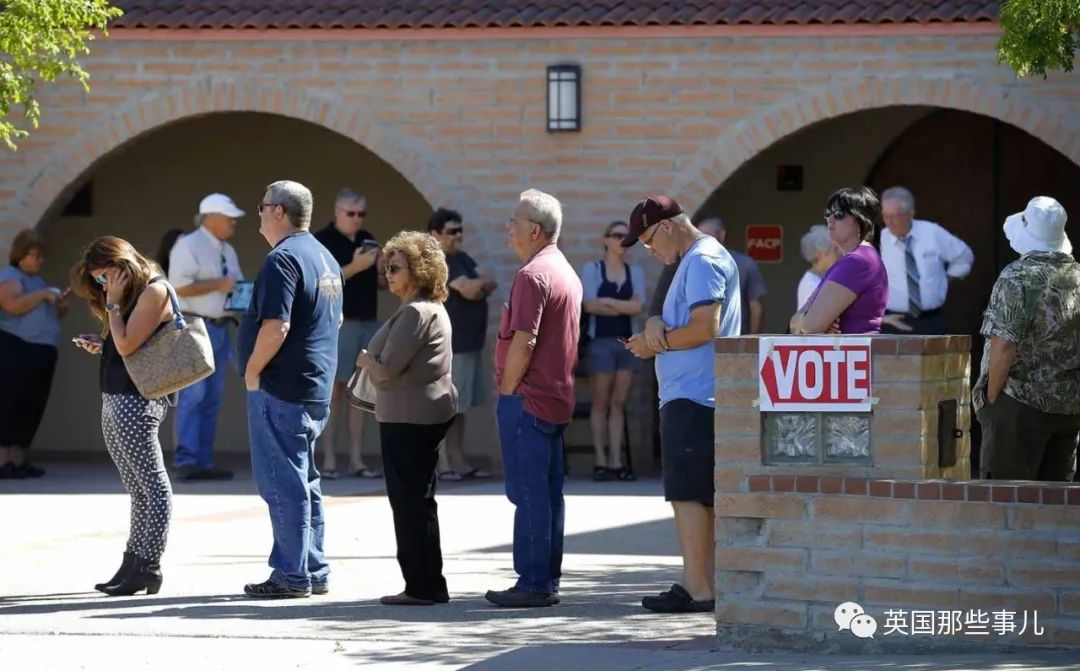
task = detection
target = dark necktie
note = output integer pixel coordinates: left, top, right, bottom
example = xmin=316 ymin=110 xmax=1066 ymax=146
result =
xmin=904 ymin=236 xmax=922 ymax=317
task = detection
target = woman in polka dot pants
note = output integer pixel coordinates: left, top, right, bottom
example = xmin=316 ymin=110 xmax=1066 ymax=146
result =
xmin=71 ymin=237 xmax=178 ymax=596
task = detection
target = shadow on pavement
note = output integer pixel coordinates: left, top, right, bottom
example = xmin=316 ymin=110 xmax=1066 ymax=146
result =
xmin=479 ymin=518 xmax=679 ymax=557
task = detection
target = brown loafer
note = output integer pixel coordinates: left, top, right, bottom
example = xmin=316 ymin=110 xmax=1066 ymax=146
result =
xmin=380 ymin=592 xmax=435 ymax=606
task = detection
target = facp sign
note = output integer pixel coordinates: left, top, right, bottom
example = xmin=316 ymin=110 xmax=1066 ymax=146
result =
xmin=758 ymin=337 xmax=872 ymax=412
xmin=746 ymin=225 xmax=783 ymax=263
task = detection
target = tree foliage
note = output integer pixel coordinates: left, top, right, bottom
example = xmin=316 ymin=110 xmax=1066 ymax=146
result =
xmin=0 ymin=0 xmax=122 ymax=150
xmin=998 ymin=0 xmax=1080 ymax=78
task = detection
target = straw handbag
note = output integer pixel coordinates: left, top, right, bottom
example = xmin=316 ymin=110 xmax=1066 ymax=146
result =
xmin=346 ymin=366 xmax=377 ymax=414
xmin=122 ymin=279 xmax=215 ymax=400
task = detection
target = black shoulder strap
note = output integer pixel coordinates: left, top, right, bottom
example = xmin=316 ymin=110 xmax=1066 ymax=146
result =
xmin=598 ymin=260 xmax=607 ymax=282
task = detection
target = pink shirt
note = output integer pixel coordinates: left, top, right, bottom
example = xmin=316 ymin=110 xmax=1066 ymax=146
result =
xmin=495 ymin=243 xmax=583 ymax=424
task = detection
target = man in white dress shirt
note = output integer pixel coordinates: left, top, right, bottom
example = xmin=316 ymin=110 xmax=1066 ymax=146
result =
xmin=879 ymin=186 xmax=974 ymax=335
xmin=167 ymin=193 xmax=246 ymax=481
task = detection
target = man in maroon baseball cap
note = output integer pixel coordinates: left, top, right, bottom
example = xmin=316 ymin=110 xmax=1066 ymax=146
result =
xmin=620 ymin=193 xmax=743 ymax=614
xmin=620 ymin=195 xmax=685 ymax=251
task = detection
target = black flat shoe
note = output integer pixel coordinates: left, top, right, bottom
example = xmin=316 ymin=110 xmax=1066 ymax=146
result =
xmin=17 ymin=462 xmax=45 ymax=478
xmin=485 ymin=587 xmax=557 ymax=608
xmin=612 ymin=466 xmax=637 ymax=481
xmin=0 ymin=461 xmax=24 ymax=479
xmin=641 ymin=584 xmax=714 ymax=613
xmin=592 ymin=466 xmax=615 ymax=482
xmin=243 ymin=579 xmax=310 ymax=599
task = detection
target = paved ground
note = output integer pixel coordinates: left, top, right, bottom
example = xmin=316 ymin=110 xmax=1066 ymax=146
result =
xmin=1 ymin=463 xmax=1077 ymax=670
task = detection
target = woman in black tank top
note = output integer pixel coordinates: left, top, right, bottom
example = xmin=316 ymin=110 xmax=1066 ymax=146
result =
xmin=70 ymin=236 xmax=177 ymax=597
xmin=579 ymin=221 xmax=646 ymax=482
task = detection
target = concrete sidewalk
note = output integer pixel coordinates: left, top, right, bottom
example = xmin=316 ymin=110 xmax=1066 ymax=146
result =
xmin=1 ymin=465 xmax=1076 ymax=670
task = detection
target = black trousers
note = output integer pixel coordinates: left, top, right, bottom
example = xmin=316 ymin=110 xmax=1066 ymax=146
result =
xmin=881 ymin=310 xmax=948 ymax=335
xmin=977 ymin=393 xmax=1079 ymax=481
xmin=379 ymin=419 xmax=453 ymax=600
xmin=0 ymin=331 xmax=57 ymax=448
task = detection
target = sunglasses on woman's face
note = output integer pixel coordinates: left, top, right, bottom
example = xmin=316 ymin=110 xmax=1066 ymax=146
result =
xmin=385 ymin=263 xmax=405 ymax=276
xmin=607 ymin=232 xmax=627 ymax=240
xmin=824 ymin=209 xmax=850 ymax=223
xmin=94 ymin=273 xmax=108 ymax=286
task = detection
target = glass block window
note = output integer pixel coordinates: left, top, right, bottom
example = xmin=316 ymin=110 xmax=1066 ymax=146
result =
xmin=763 ymin=413 xmax=871 ymax=464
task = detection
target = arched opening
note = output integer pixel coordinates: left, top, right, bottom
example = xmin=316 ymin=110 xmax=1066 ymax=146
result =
xmin=32 ymin=112 xmax=432 ymax=459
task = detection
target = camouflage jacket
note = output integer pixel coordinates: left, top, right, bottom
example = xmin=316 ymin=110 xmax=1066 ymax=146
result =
xmin=973 ymin=252 xmax=1080 ymax=415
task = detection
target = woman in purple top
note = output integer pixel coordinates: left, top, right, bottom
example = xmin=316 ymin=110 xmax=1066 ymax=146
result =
xmin=790 ymin=187 xmax=888 ymax=334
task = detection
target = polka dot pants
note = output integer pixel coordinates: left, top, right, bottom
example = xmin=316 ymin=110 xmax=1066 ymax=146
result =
xmin=102 ymin=394 xmax=173 ymax=562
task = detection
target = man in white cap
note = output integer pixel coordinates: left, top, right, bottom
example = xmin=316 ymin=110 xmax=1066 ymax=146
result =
xmin=167 ymin=193 xmax=246 ymax=481
xmin=974 ymin=196 xmax=1080 ymax=482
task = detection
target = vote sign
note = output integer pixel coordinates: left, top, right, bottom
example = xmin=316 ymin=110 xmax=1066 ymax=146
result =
xmin=758 ymin=337 xmax=872 ymax=412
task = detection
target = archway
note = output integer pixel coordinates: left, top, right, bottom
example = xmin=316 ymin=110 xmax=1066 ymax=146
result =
xmin=34 ymin=111 xmax=434 ymax=462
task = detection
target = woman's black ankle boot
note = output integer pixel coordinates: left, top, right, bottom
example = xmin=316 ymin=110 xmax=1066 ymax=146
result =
xmin=102 ymin=556 xmax=162 ymax=596
xmin=95 ymin=551 xmax=136 ymax=592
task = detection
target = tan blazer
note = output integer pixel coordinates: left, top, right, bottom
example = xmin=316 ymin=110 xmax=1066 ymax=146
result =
xmin=364 ymin=300 xmax=458 ymax=425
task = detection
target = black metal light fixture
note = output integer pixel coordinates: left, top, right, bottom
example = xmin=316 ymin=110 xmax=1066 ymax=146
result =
xmin=546 ymin=64 xmax=581 ymax=132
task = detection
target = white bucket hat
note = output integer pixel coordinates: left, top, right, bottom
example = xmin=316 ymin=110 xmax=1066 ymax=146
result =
xmin=1003 ymin=196 xmax=1071 ymax=256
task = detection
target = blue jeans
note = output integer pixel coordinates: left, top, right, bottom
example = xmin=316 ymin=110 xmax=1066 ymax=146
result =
xmin=175 ymin=322 xmax=231 ymax=469
xmin=247 ymin=389 xmax=330 ymax=590
xmin=496 ymin=394 xmax=566 ymax=594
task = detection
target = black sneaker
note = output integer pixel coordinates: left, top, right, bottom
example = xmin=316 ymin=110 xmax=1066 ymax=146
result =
xmin=641 ymin=584 xmax=714 ymax=613
xmin=0 ymin=461 xmax=24 ymax=480
xmin=17 ymin=462 xmax=45 ymax=478
xmin=243 ymin=579 xmax=311 ymax=599
xmin=177 ymin=466 xmax=234 ymax=481
xmin=485 ymin=587 xmax=558 ymax=608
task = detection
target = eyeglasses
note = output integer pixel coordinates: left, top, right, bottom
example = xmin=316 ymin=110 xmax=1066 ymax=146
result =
xmin=640 ymin=224 xmax=660 ymax=249
xmin=257 ymin=202 xmax=280 ymax=213
xmin=607 ymin=232 xmax=627 ymax=240
xmin=385 ymin=263 xmax=405 ymax=276
xmin=340 ymin=209 xmax=367 ymax=218
xmin=824 ymin=209 xmax=850 ymax=223
xmin=443 ymin=226 xmax=463 ymax=236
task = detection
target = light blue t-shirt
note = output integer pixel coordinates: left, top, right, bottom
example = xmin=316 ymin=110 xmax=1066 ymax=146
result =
xmin=656 ymin=236 xmax=741 ymax=408
xmin=0 ymin=266 xmax=60 ymax=347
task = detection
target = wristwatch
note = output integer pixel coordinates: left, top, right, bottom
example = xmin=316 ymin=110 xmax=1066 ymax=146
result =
xmin=105 ymin=302 xmax=121 ymax=314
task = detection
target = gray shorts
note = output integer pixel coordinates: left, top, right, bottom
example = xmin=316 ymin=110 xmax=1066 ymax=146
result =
xmin=586 ymin=337 xmax=639 ymax=374
xmin=336 ymin=319 xmax=380 ymax=384
xmin=452 ymin=350 xmax=489 ymax=411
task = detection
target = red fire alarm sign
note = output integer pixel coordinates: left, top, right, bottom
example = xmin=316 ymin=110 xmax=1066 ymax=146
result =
xmin=746 ymin=225 xmax=783 ymax=263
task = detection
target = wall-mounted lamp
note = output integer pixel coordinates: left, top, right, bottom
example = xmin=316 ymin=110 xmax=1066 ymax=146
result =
xmin=546 ymin=64 xmax=581 ymax=132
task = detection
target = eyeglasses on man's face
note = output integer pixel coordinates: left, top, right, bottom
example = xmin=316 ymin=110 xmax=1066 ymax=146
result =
xmin=257 ymin=202 xmax=280 ymax=213
xmin=640 ymin=223 xmax=661 ymax=249
xmin=338 ymin=208 xmax=367 ymax=218
xmin=443 ymin=226 xmax=463 ymax=236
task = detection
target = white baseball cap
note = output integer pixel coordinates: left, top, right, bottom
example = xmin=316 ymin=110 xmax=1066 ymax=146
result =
xmin=1004 ymin=196 xmax=1071 ymax=256
xmin=198 ymin=193 xmax=245 ymax=218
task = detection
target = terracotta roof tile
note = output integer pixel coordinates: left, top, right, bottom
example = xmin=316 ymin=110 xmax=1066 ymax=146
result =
xmin=111 ymin=1 xmax=1000 ymax=30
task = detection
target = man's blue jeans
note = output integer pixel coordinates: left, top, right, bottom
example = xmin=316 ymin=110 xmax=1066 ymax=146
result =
xmin=175 ymin=322 xmax=231 ymax=469
xmin=247 ymin=389 xmax=330 ymax=590
xmin=496 ymin=394 xmax=566 ymax=595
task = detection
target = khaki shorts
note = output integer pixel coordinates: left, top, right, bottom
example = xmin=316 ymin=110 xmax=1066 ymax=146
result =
xmin=452 ymin=351 xmax=489 ymax=411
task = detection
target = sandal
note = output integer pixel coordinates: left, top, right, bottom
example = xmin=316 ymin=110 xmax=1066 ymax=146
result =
xmin=462 ymin=468 xmax=492 ymax=479
xmin=612 ymin=467 xmax=637 ymax=482
xmin=438 ymin=470 xmax=463 ymax=482
xmin=641 ymin=584 xmax=714 ymax=613
xmin=352 ymin=468 xmax=382 ymax=479
xmin=321 ymin=469 xmax=339 ymax=480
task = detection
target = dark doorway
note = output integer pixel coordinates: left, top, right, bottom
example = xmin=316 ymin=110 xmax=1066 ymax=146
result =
xmin=866 ymin=109 xmax=1080 ymax=475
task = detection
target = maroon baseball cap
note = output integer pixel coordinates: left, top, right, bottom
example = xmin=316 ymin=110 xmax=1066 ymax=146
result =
xmin=621 ymin=195 xmax=684 ymax=248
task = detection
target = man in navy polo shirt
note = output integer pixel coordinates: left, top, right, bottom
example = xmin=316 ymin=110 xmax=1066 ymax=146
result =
xmin=238 ymin=180 xmax=343 ymax=599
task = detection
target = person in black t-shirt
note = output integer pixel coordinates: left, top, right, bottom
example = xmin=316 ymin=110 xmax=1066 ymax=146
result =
xmin=312 ymin=188 xmax=383 ymax=480
xmin=429 ymin=208 xmax=496 ymax=481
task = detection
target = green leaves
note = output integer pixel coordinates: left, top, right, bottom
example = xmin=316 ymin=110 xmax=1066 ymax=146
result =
xmin=997 ymin=0 xmax=1080 ymax=78
xmin=0 ymin=0 xmax=122 ymax=150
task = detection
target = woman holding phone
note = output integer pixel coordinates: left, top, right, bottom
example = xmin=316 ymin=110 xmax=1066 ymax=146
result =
xmin=579 ymin=221 xmax=645 ymax=481
xmin=0 ymin=229 xmax=68 ymax=479
xmin=71 ymin=236 xmax=178 ymax=596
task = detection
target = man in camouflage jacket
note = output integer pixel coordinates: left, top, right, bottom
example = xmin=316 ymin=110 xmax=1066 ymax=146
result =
xmin=974 ymin=196 xmax=1080 ymax=481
